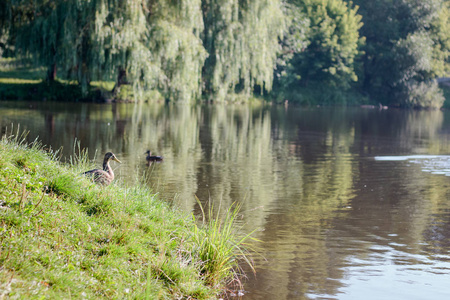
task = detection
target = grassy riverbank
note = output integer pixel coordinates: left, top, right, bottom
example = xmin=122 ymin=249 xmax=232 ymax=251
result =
xmin=0 ymin=131 xmax=253 ymax=298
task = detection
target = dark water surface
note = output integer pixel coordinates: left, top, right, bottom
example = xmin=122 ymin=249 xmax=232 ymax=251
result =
xmin=1 ymin=101 xmax=450 ymax=299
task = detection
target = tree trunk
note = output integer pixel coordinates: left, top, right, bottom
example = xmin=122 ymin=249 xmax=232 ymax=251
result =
xmin=112 ymin=67 xmax=127 ymax=95
xmin=47 ymin=63 xmax=57 ymax=81
xmin=117 ymin=68 xmax=127 ymax=86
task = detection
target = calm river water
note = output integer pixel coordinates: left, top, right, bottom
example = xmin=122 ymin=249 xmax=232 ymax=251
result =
xmin=1 ymin=101 xmax=450 ymax=299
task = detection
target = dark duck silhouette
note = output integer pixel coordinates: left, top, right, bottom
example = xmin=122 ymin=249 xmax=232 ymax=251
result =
xmin=83 ymin=152 xmax=121 ymax=186
xmin=145 ymin=150 xmax=164 ymax=163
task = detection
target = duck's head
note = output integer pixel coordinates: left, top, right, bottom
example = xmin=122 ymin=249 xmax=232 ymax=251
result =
xmin=104 ymin=152 xmax=121 ymax=163
xmin=145 ymin=150 xmax=151 ymax=155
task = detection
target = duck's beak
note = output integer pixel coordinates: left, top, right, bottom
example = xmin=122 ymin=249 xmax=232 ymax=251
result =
xmin=113 ymin=157 xmax=122 ymax=163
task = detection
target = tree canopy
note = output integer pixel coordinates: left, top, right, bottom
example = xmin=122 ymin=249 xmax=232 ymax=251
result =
xmin=3 ymin=0 xmax=285 ymax=102
xmin=202 ymin=0 xmax=285 ymax=101
xmin=7 ymin=0 xmax=208 ymax=100
xmin=352 ymin=0 xmax=450 ymax=107
xmin=276 ymin=0 xmax=363 ymax=89
xmin=1 ymin=0 xmax=449 ymax=107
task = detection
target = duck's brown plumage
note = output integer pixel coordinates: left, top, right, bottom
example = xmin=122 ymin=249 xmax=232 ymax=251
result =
xmin=83 ymin=152 xmax=121 ymax=186
xmin=145 ymin=150 xmax=164 ymax=162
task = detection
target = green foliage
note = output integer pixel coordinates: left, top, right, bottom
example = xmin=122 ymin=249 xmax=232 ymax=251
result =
xmin=272 ymin=0 xmax=364 ymax=105
xmin=7 ymin=0 xmax=207 ymax=101
xmin=274 ymin=2 xmax=311 ymax=91
xmin=282 ymin=0 xmax=363 ymax=88
xmin=202 ymin=0 xmax=286 ymax=101
xmin=353 ymin=0 xmax=449 ymax=107
xmin=3 ymin=0 xmax=447 ymax=106
xmin=0 ymin=0 xmax=10 ymax=57
xmin=399 ymin=80 xmax=445 ymax=109
xmin=93 ymin=0 xmax=207 ymax=102
xmin=394 ymin=32 xmax=435 ymax=84
xmin=429 ymin=1 xmax=450 ymax=76
xmin=5 ymin=0 xmax=285 ymax=102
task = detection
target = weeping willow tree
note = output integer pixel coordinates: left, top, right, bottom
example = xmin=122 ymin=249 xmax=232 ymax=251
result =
xmin=10 ymin=0 xmax=93 ymax=85
xmin=7 ymin=0 xmax=285 ymax=102
xmin=9 ymin=0 xmax=206 ymax=101
xmin=0 ymin=0 xmax=10 ymax=57
xmin=148 ymin=1 xmax=207 ymax=102
xmin=94 ymin=0 xmax=207 ymax=101
xmin=201 ymin=0 xmax=286 ymax=101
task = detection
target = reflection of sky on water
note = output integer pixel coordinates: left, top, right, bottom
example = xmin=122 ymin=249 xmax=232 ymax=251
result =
xmin=335 ymin=250 xmax=450 ymax=300
xmin=335 ymin=154 xmax=450 ymax=300
xmin=375 ymin=155 xmax=450 ymax=176
xmin=305 ymin=235 xmax=450 ymax=299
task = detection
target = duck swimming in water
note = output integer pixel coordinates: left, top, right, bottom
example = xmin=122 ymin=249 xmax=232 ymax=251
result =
xmin=145 ymin=150 xmax=164 ymax=163
xmin=83 ymin=152 xmax=121 ymax=186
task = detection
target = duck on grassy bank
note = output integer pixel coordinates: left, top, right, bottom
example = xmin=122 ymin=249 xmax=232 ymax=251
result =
xmin=83 ymin=152 xmax=121 ymax=186
xmin=145 ymin=150 xmax=164 ymax=163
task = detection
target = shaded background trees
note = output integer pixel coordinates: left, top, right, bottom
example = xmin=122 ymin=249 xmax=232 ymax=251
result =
xmin=351 ymin=0 xmax=450 ymax=108
xmin=2 ymin=0 xmax=285 ymax=102
xmin=273 ymin=0 xmax=363 ymax=105
xmin=1 ymin=0 xmax=449 ymax=107
xmin=6 ymin=0 xmax=208 ymax=100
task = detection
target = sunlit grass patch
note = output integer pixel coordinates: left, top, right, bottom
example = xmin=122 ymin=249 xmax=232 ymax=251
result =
xmin=0 ymin=58 xmax=46 ymax=81
xmin=0 ymin=78 xmax=42 ymax=84
xmin=90 ymin=80 xmax=116 ymax=91
xmin=0 ymin=60 xmax=162 ymax=102
xmin=0 ymin=60 xmax=93 ymax=101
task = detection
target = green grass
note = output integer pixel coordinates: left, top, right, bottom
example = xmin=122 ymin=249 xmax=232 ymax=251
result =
xmin=0 ymin=72 xmax=85 ymax=102
xmin=0 ymin=58 xmax=164 ymax=102
xmin=0 ymin=129 xmax=254 ymax=299
xmin=192 ymin=197 xmax=256 ymax=288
